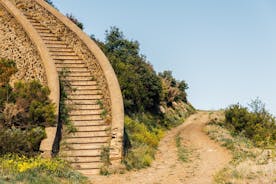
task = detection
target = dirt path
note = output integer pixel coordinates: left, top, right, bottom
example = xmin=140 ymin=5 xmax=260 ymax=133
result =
xmin=90 ymin=111 xmax=231 ymax=184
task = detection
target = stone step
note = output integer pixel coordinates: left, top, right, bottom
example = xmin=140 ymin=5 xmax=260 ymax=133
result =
xmin=68 ymin=89 xmax=102 ymax=95
xmin=55 ymin=63 xmax=87 ymax=68
xmin=52 ymin=55 xmax=80 ymax=60
xmin=67 ymin=131 xmax=108 ymax=138
xmin=77 ymin=169 xmax=100 ymax=175
xmin=65 ymin=156 xmax=101 ymax=163
xmin=31 ymin=23 xmax=49 ymax=30
xmin=48 ymin=47 xmax=73 ymax=52
xmin=37 ymin=29 xmax=53 ymax=34
xmin=68 ymin=94 xmax=102 ymax=100
xmin=54 ymin=59 xmax=84 ymax=64
xmin=24 ymin=14 xmax=36 ymax=19
xmin=71 ymin=163 xmax=102 ymax=170
xmin=30 ymin=22 xmax=41 ymax=26
xmin=28 ymin=19 xmax=39 ymax=23
xmin=44 ymin=40 xmax=67 ymax=45
xmin=71 ymin=104 xmax=101 ymax=110
xmin=41 ymin=36 xmax=59 ymax=41
xmin=33 ymin=25 xmax=47 ymax=30
xmin=69 ymin=115 xmax=102 ymax=121
xmin=39 ymin=32 xmax=56 ymax=37
xmin=69 ymin=109 xmax=103 ymax=116
xmin=56 ymin=66 xmax=87 ymax=71
xmin=68 ymin=85 xmax=99 ymax=90
xmin=51 ymin=52 xmax=77 ymax=56
xmin=28 ymin=18 xmax=40 ymax=23
xmin=65 ymin=142 xmax=107 ymax=150
xmin=56 ymin=67 xmax=88 ymax=72
xmin=70 ymin=81 xmax=97 ymax=86
xmin=65 ymin=136 xmax=109 ymax=144
xmin=76 ymin=125 xmax=109 ymax=132
xmin=65 ymin=76 xmax=94 ymax=81
xmin=40 ymin=34 xmax=56 ymax=38
xmin=46 ymin=44 xmax=69 ymax=49
xmin=44 ymin=41 xmax=69 ymax=48
xmin=72 ymin=120 xmax=106 ymax=126
xmin=67 ymin=92 xmax=103 ymax=98
xmin=64 ymin=72 xmax=91 ymax=77
xmin=61 ymin=149 xmax=102 ymax=157
xmin=66 ymin=99 xmax=100 ymax=105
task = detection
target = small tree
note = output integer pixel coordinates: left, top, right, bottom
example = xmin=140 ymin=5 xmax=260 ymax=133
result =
xmin=225 ymin=99 xmax=276 ymax=147
xmin=101 ymin=27 xmax=162 ymax=114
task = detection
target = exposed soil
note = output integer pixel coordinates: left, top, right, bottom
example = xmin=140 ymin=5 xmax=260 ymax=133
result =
xmin=90 ymin=111 xmax=231 ymax=184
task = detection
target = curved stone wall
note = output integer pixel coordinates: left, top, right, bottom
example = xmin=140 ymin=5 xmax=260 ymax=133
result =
xmin=0 ymin=0 xmax=124 ymax=166
xmin=0 ymin=4 xmax=46 ymax=84
xmin=0 ymin=0 xmax=60 ymax=158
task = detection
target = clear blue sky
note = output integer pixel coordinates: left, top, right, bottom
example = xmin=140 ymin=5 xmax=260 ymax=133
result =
xmin=52 ymin=0 xmax=276 ymax=115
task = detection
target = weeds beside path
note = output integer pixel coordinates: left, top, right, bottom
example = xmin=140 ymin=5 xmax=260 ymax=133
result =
xmin=205 ymin=111 xmax=276 ymax=184
xmin=90 ymin=111 xmax=231 ymax=184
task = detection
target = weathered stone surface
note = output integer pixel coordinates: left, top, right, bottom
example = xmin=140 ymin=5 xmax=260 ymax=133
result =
xmin=0 ymin=4 xmax=46 ymax=84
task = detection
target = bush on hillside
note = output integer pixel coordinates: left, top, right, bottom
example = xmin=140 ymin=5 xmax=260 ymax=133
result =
xmin=93 ymin=28 xmax=193 ymax=170
xmin=123 ymin=116 xmax=164 ymax=169
xmin=0 ymin=127 xmax=46 ymax=156
xmin=159 ymin=70 xmax=188 ymax=105
xmin=0 ymin=58 xmax=56 ymax=156
xmin=225 ymin=99 xmax=276 ymax=147
xmin=0 ymin=59 xmax=17 ymax=111
xmin=97 ymin=27 xmax=162 ymax=114
xmin=1 ymin=80 xmax=56 ymax=129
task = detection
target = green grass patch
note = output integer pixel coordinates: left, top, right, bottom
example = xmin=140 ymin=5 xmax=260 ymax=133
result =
xmin=175 ymin=133 xmax=190 ymax=162
xmin=123 ymin=115 xmax=164 ymax=170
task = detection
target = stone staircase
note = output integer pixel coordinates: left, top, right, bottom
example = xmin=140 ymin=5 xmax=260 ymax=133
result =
xmin=22 ymin=13 xmax=110 ymax=175
xmin=0 ymin=0 xmax=124 ymax=176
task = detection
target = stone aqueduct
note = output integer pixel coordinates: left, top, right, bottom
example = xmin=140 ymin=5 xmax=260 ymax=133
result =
xmin=0 ymin=0 xmax=124 ymax=175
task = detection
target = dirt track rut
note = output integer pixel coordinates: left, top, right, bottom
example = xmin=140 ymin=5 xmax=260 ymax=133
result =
xmin=90 ymin=111 xmax=231 ymax=184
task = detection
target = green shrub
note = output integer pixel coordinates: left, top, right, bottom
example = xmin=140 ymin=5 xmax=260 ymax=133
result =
xmin=0 ymin=58 xmax=17 ymax=85
xmin=93 ymin=28 xmax=193 ymax=170
xmin=123 ymin=116 xmax=164 ymax=169
xmin=0 ymin=58 xmax=57 ymax=156
xmin=5 ymin=80 xmax=57 ymax=128
xmin=0 ymin=59 xmax=17 ymax=112
xmin=225 ymin=99 xmax=276 ymax=147
xmin=125 ymin=116 xmax=163 ymax=148
xmin=123 ymin=144 xmax=155 ymax=169
xmin=0 ymin=127 xmax=46 ymax=156
xmin=159 ymin=70 xmax=188 ymax=104
xmin=0 ymin=154 xmax=87 ymax=184
xmin=98 ymin=27 xmax=162 ymax=114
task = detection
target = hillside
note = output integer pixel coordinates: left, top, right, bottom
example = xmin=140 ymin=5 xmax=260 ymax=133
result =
xmin=1 ymin=1 xmax=275 ymax=183
xmin=94 ymin=27 xmax=195 ymax=172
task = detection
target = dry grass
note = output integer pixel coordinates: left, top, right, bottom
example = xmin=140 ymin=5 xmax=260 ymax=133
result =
xmin=204 ymin=111 xmax=276 ymax=184
xmin=175 ymin=132 xmax=192 ymax=163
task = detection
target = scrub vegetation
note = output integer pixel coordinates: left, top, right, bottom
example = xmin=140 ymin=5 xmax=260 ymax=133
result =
xmin=0 ymin=58 xmax=87 ymax=183
xmin=94 ymin=27 xmax=195 ymax=170
xmin=205 ymin=106 xmax=276 ymax=184
xmin=0 ymin=154 xmax=87 ymax=184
